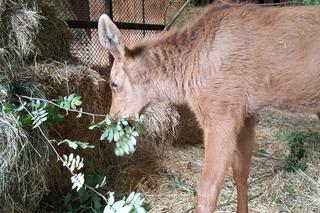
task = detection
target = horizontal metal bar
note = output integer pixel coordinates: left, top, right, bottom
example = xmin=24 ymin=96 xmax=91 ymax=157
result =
xmin=65 ymin=20 xmax=165 ymax=31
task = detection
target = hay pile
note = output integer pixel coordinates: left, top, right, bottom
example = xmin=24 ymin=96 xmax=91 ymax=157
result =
xmin=0 ymin=0 xmax=49 ymax=211
xmin=104 ymin=108 xmax=320 ymax=213
xmin=0 ymin=0 xmax=89 ymax=211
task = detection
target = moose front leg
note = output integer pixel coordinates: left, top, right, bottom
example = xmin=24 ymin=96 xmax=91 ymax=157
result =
xmin=232 ymin=116 xmax=256 ymax=213
xmin=196 ymin=118 xmax=242 ymax=213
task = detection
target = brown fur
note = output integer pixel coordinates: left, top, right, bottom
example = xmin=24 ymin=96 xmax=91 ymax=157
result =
xmin=98 ymin=3 xmax=320 ymax=212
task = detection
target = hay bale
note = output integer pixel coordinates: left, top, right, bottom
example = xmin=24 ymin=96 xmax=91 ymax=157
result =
xmin=0 ymin=113 xmax=49 ymax=212
xmin=35 ymin=1 xmax=74 ymax=61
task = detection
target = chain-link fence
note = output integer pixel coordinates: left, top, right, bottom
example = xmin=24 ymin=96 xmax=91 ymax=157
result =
xmin=63 ymin=0 xmax=291 ymax=69
xmin=64 ymin=0 xmax=186 ymax=69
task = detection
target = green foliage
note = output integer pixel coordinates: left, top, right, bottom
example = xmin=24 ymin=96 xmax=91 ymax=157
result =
xmin=89 ymin=115 xmax=145 ymax=156
xmin=62 ymin=161 xmax=110 ymax=213
xmin=3 ymin=98 xmax=66 ymax=128
xmin=3 ymin=94 xmax=149 ymax=212
xmin=63 ymin=190 xmax=106 ymax=213
xmin=104 ymin=192 xmax=148 ymax=213
xmin=302 ymin=0 xmax=320 ymax=5
xmin=288 ymin=0 xmax=320 ymax=5
xmin=58 ymin=93 xmax=82 ymax=111
xmin=281 ymin=131 xmax=320 ymax=172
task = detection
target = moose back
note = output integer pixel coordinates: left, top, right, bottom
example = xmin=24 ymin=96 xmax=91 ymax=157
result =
xmin=98 ymin=4 xmax=320 ymax=213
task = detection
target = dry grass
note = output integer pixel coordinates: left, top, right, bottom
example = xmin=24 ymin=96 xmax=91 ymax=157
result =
xmin=0 ymin=113 xmax=50 ymax=213
xmin=143 ymin=103 xmax=181 ymax=144
xmin=105 ymin=108 xmax=320 ymax=213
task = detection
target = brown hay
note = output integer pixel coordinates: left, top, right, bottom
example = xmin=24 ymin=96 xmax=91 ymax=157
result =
xmin=143 ymin=103 xmax=180 ymax=143
xmin=0 ymin=112 xmax=50 ymax=212
xmin=26 ymin=62 xmax=110 ymax=194
xmin=103 ymin=107 xmax=320 ymax=213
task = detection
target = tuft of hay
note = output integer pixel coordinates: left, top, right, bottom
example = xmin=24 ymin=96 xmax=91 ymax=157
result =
xmin=0 ymin=0 xmax=42 ymax=70
xmin=143 ymin=103 xmax=181 ymax=143
xmin=35 ymin=1 xmax=74 ymax=62
xmin=0 ymin=113 xmax=49 ymax=212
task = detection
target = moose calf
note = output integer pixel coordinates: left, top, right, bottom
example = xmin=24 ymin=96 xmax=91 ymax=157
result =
xmin=98 ymin=3 xmax=320 ymax=213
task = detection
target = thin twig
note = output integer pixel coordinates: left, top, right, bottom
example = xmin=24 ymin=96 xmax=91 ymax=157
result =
xmin=163 ymin=0 xmax=192 ymax=32
xmin=20 ymin=95 xmax=108 ymax=118
xmin=38 ymin=125 xmax=108 ymax=203
xmin=16 ymin=96 xmax=109 ymax=203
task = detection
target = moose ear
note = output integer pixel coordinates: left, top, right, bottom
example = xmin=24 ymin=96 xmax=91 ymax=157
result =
xmin=98 ymin=14 xmax=126 ymax=58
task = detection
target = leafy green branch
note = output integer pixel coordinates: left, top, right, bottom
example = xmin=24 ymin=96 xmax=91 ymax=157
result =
xmin=89 ymin=114 xmax=145 ymax=156
xmin=3 ymin=93 xmax=148 ymax=212
xmin=16 ymin=94 xmax=145 ymax=157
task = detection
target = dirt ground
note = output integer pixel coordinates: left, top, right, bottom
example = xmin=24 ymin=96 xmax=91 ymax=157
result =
xmin=108 ymin=108 xmax=320 ymax=213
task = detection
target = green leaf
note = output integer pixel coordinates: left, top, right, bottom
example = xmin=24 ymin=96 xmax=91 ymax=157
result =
xmin=126 ymin=192 xmax=135 ymax=203
xmin=32 ymin=110 xmax=48 ymax=128
xmin=78 ymin=188 xmax=90 ymax=204
xmin=97 ymin=168 xmax=110 ymax=175
xmin=117 ymin=122 xmax=122 ymax=131
xmin=112 ymin=200 xmax=125 ymax=209
xmin=20 ymin=114 xmax=33 ymax=126
xmin=114 ymin=130 xmax=120 ymax=142
xmin=100 ymin=129 xmax=110 ymax=141
xmin=63 ymin=102 xmax=71 ymax=110
xmin=107 ymin=130 xmax=114 ymax=142
xmin=85 ymin=160 xmax=94 ymax=170
xmin=58 ymin=140 xmax=94 ymax=149
xmin=68 ymin=93 xmax=76 ymax=102
xmin=3 ymin=103 xmax=16 ymax=113
xmin=89 ymin=124 xmax=100 ymax=130
xmin=135 ymin=206 xmax=147 ymax=213
xmin=93 ymin=194 xmax=103 ymax=210
xmin=108 ymin=192 xmax=115 ymax=205
xmin=106 ymin=118 xmax=112 ymax=125
xmin=130 ymin=136 xmax=137 ymax=146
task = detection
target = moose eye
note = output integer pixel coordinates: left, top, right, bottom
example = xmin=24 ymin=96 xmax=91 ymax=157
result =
xmin=111 ymin=81 xmax=119 ymax=89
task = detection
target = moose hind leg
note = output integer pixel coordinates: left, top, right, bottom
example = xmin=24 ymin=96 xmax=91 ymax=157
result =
xmin=232 ymin=115 xmax=257 ymax=213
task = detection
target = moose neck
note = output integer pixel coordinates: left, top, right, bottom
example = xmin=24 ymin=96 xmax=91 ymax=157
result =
xmin=134 ymin=28 xmax=203 ymax=106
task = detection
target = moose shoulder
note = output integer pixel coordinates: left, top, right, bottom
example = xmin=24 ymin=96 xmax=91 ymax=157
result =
xmin=98 ymin=4 xmax=320 ymax=213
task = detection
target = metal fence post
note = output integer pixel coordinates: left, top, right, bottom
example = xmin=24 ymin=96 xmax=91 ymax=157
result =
xmin=105 ymin=0 xmax=114 ymax=65
xmin=200 ymin=0 xmax=207 ymax=6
